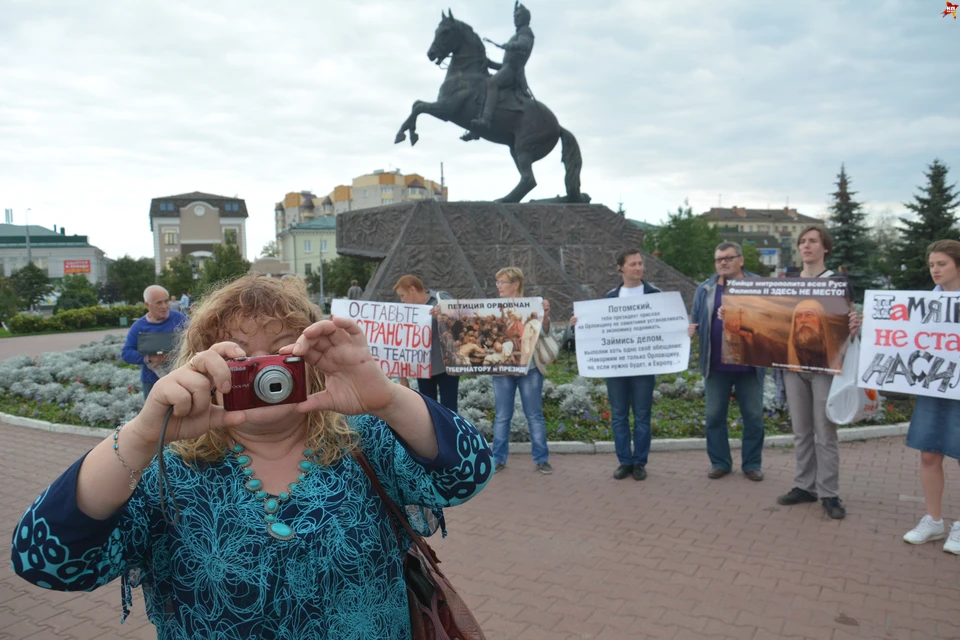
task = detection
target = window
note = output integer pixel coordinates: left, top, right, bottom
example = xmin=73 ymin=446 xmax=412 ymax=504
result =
xmin=224 ymin=229 xmax=238 ymax=245
xmin=748 ymin=225 xmax=754 ymax=232
xmin=304 ymin=239 xmax=312 ymax=253
xmin=758 ymin=225 xmax=769 ymax=233
xmin=164 ymin=231 xmax=178 ymax=245
xmin=321 ymin=239 xmax=328 ymax=253
xmin=158 ymin=202 xmax=175 ymax=212
xmin=381 ymin=186 xmax=393 ymax=195
xmin=305 ymin=263 xmax=312 ymax=274
xmin=224 ymin=202 xmax=240 ymax=212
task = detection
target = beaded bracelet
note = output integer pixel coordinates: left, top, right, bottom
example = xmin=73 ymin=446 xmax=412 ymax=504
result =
xmin=113 ymin=425 xmax=150 ymax=490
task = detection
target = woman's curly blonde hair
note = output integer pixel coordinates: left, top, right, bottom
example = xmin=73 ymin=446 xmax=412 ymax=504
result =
xmin=168 ymin=275 xmax=357 ymax=466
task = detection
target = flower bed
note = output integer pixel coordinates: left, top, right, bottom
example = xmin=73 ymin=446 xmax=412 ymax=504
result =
xmin=0 ymin=335 xmax=914 ymax=439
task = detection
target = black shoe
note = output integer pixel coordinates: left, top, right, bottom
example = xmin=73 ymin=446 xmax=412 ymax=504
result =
xmin=707 ymin=467 xmax=730 ymax=479
xmin=777 ymin=487 xmax=818 ymax=505
xmin=822 ymin=497 xmax=846 ymax=520
xmin=744 ymin=469 xmax=764 ymax=482
xmin=633 ymin=466 xmax=647 ymax=481
xmin=613 ymin=464 xmax=633 ymax=480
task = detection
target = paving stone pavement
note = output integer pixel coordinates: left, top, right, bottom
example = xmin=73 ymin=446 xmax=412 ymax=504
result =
xmin=0 ymin=423 xmax=958 ymax=639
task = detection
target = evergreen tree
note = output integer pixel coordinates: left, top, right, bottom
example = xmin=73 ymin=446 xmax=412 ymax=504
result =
xmin=826 ymin=164 xmax=875 ymax=296
xmin=894 ymin=159 xmax=960 ymax=289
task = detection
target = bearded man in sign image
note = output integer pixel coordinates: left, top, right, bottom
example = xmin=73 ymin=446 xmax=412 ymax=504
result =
xmin=786 ymin=299 xmax=843 ymax=372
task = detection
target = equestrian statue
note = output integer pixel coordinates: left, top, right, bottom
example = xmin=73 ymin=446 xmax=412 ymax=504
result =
xmin=394 ymin=4 xmax=587 ymax=204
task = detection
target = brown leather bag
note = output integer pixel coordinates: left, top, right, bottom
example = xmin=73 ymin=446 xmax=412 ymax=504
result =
xmin=354 ymin=451 xmax=486 ymax=640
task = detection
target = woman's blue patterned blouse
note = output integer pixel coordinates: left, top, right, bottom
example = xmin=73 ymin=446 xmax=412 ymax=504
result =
xmin=11 ymin=395 xmax=493 ymax=639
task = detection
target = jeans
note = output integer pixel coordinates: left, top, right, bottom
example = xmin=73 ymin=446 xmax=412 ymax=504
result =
xmin=416 ymin=373 xmax=460 ymax=412
xmin=705 ymin=371 xmax=765 ymax=472
xmin=492 ymin=367 xmax=549 ymax=465
xmin=142 ymin=380 xmax=154 ymax=401
xmin=606 ymin=375 xmax=656 ymax=467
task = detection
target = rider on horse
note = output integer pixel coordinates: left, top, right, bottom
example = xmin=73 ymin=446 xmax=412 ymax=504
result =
xmin=471 ymin=2 xmax=534 ymax=131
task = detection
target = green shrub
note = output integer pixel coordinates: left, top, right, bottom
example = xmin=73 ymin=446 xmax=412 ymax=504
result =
xmin=7 ymin=304 xmax=145 ymax=334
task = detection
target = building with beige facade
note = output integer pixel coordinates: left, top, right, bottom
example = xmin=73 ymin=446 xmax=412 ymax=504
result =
xmin=274 ymin=169 xmax=447 ymax=235
xmin=277 ymin=216 xmax=337 ymax=280
xmin=701 ymin=206 xmax=824 ymax=269
xmin=150 ymin=192 xmax=248 ymax=274
xmin=0 ymin=224 xmax=109 ymax=283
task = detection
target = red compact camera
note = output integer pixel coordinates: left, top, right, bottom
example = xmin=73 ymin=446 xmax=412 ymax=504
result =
xmin=222 ymin=355 xmax=308 ymax=411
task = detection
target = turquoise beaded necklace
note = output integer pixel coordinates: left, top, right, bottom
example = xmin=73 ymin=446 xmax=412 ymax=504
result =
xmin=230 ymin=442 xmax=316 ymax=541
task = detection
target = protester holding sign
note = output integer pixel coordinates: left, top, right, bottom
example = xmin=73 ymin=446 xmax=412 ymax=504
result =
xmin=393 ymin=275 xmax=459 ymax=411
xmin=689 ymin=242 xmax=766 ymax=481
xmin=900 ymin=240 xmax=960 ymax=553
xmin=774 ymin=226 xmax=861 ymax=520
xmin=571 ymin=249 xmax=674 ymax=481
xmin=490 ymin=267 xmax=553 ymax=475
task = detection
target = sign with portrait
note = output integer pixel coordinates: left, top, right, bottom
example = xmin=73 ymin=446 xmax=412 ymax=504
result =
xmin=436 ymin=298 xmax=545 ymax=375
xmin=857 ymin=289 xmax=960 ymax=399
xmin=331 ymin=299 xmax=433 ymax=378
xmin=721 ymin=277 xmax=852 ymax=375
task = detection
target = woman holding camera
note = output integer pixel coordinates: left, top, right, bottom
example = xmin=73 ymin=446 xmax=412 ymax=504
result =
xmin=12 ymin=275 xmax=493 ymax=638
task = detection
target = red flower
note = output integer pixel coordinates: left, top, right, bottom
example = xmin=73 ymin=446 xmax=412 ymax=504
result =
xmin=601 ymin=411 xmax=611 ymax=420
xmin=888 ymin=404 xmax=895 ymax=412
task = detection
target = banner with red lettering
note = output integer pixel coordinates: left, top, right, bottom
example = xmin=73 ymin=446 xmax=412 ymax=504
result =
xmin=331 ymin=299 xmax=433 ymax=378
xmin=63 ymin=259 xmax=91 ymax=274
xmin=436 ymin=298 xmax=545 ymax=376
xmin=858 ymin=290 xmax=960 ymax=399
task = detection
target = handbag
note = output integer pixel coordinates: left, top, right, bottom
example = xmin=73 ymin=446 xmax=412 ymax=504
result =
xmin=354 ymin=451 xmax=486 ymax=640
xmin=826 ymin=338 xmax=880 ymax=425
xmin=533 ymin=331 xmax=561 ymax=367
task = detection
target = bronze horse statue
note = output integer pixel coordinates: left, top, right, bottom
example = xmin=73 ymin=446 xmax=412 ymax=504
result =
xmin=394 ymin=10 xmax=585 ymax=203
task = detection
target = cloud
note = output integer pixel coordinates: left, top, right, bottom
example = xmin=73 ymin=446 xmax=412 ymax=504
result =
xmin=0 ymin=0 xmax=957 ymax=262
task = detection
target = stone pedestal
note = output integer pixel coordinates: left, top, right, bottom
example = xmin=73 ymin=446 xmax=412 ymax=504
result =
xmin=336 ymin=200 xmax=696 ymax=320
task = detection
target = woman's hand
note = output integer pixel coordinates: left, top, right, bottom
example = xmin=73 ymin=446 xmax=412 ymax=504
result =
xmin=283 ymin=317 xmax=397 ymax=417
xmin=688 ymin=323 xmax=699 ymax=338
xmin=125 ymin=342 xmax=249 ymax=451
xmin=429 ymin=305 xmax=439 ymax=318
xmin=717 ymin=306 xmax=725 ymax=321
xmin=570 ymin=315 xmax=578 ymax=327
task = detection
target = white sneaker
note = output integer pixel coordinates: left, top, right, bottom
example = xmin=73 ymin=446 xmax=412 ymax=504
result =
xmin=944 ymin=522 xmax=960 ymax=555
xmin=903 ymin=515 xmax=946 ymax=545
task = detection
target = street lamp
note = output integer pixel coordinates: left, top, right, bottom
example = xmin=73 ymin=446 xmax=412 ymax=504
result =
xmin=24 ymin=207 xmax=32 ymax=265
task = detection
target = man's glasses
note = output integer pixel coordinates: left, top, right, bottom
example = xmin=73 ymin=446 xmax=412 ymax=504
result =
xmin=714 ymin=255 xmax=741 ymax=264
xmin=495 ymin=280 xmax=512 ymax=286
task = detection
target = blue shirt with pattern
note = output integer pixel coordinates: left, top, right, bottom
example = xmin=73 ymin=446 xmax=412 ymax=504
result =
xmin=11 ymin=395 xmax=492 ymax=639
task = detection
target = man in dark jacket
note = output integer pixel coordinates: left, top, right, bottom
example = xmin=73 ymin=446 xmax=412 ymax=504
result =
xmin=688 ymin=242 xmax=765 ymax=481
xmin=394 ymin=275 xmax=459 ymax=411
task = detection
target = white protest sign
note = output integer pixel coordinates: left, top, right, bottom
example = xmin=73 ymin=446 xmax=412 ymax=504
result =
xmin=573 ymin=291 xmax=690 ymax=378
xmin=858 ymin=289 xmax=960 ymax=399
xmin=331 ymin=299 xmax=434 ymax=378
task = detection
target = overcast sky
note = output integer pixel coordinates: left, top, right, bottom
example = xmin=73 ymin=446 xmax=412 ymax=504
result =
xmin=2 ymin=0 xmax=958 ymax=261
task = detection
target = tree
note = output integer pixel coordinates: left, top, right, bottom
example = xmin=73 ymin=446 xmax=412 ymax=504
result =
xmin=158 ymin=255 xmax=196 ymax=298
xmin=260 ymin=240 xmax=279 ymax=258
xmin=825 ymin=164 xmax=876 ymax=297
xmin=97 ymin=279 xmax=123 ymax=304
xmin=199 ymin=243 xmax=251 ymax=290
xmin=741 ymin=244 xmax=770 ymax=277
xmin=311 ymin=256 xmax=377 ymax=298
xmin=894 ymin=159 xmax=960 ymax=289
xmin=107 ymin=256 xmax=156 ymax=304
xmin=0 ymin=278 xmax=21 ymax=322
xmin=642 ymin=202 xmax=721 ymax=281
xmin=867 ymin=208 xmax=901 ymax=279
xmin=54 ymin=275 xmax=98 ymax=313
xmin=10 ymin=263 xmax=53 ymax=310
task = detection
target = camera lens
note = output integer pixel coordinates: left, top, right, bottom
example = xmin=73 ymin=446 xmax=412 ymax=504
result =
xmin=253 ymin=365 xmax=294 ymax=404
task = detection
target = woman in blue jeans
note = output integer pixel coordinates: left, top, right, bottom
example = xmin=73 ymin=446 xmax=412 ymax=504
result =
xmin=492 ymin=267 xmax=553 ymax=475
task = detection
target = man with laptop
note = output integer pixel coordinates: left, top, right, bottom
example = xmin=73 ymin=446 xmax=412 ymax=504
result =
xmin=122 ymin=285 xmax=188 ymax=399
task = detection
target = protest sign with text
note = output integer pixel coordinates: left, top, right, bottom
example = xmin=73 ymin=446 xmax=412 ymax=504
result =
xmin=436 ymin=298 xmax=544 ymax=375
xmin=721 ymin=277 xmax=851 ymax=375
xmin=573 ymin=292 xmax=690 ymax=378
xmin=331 ymin=299 xmax=433 ymax=378
xmin=857 ymin=289 xmax=960 ymax=399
